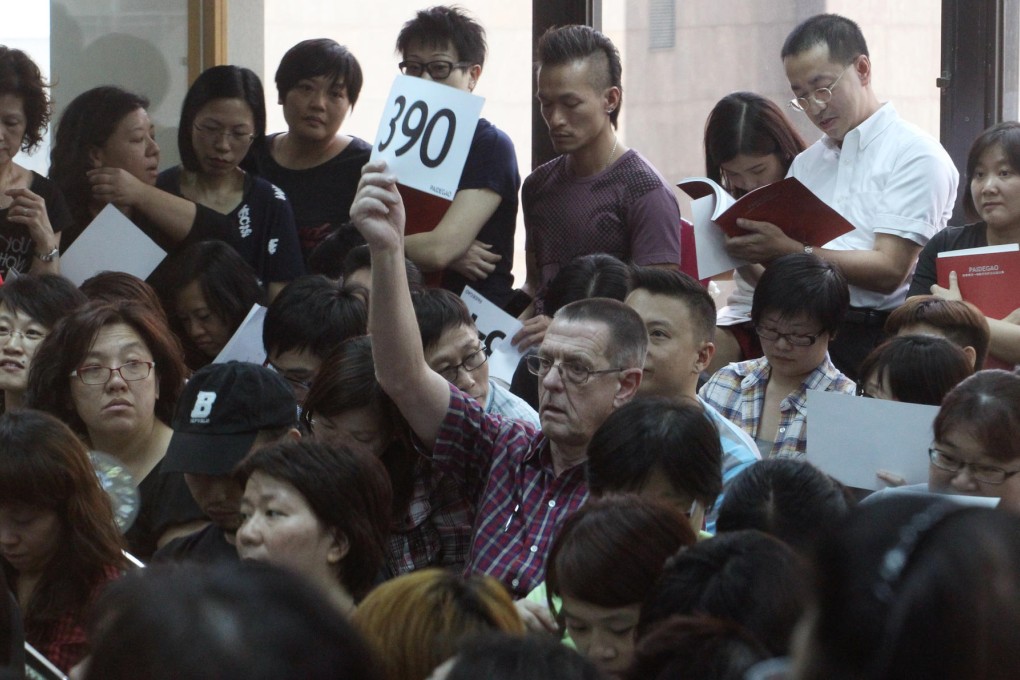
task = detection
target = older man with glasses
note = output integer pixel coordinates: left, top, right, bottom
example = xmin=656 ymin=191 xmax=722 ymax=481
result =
xmin=350 ymin=159 xmax=646 ymax=599
xmin=724 ymin=13 xmax=959 ymax=382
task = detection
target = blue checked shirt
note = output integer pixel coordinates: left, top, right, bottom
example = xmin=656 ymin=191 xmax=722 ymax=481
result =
xmin=699 ymin=355 xmax=856 ymax=459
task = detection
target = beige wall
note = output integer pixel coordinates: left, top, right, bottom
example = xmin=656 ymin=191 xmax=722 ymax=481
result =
xmin=50 ymin=0 xmax=191 ymax=169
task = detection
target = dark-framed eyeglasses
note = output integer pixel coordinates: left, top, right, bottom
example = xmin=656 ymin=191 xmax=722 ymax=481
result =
xmin=928 ymin=446 xmax=1020 ymax=485
xmin=789 ymin=61 xmax=856 ymax=112
xmin=525 ymin=355 xmax=624 ymax=386
xmin=70 ymin=360 xmax=155 ymax=385
xmin=265 ymin=361 xmax=314 ymax=395
xmin=754 ymin=325 xmax=824 ymax=347
xmin=437 ymin=346 xmax=488 ymax=383
xmin=193 ymin=122 xmax=255 ymax=146
xmin=398 ymin=60 xmax=472 ymax=80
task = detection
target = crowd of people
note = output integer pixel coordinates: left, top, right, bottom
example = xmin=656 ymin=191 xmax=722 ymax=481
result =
xmin=2 ymin=6 xmax=1020 ymax=680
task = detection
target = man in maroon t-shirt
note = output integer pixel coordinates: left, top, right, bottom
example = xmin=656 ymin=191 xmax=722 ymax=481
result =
xmin=516 ymin=24 xmax=682 ymax=350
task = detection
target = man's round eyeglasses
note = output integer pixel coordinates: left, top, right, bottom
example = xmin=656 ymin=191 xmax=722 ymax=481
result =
xmin=928 ymin=447 xmax=1020 ymax=485
xmin=70 ymin=361 xmax=155 ymax=385
xmin=789 ymin=61 xmax=855 ymax=112
xmin=754 ymin=325 xmax=824 ymax=347
xmin=525 ymin=355 xmax=624 ymax=386
xmin=437 ymin=347 xmax=488 ymax=383
xmin=399 ymin=60 xmax=472 ymax=80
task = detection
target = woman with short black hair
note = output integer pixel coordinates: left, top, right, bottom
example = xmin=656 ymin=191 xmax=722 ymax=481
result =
xmin=235 ymin=439 xmax=392 ymax=614
xmin=700 ymin=253 xmax=856 ymax=458
xmin=0 ymin=274 xmax=86 ymax=410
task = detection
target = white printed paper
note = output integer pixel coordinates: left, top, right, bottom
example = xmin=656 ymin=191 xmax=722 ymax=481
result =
xmin=370 ymin=74 xmax=484 ymax=200
xmin=806 ymin=390 xmax=939 ymax=491
xmin=213 ymin=304 xmax=267 ymax=365
xmin=692 ymin=195 xmax=748 ymax=279
xmin=460 ymin=286 xmax=525 ymax=383
xmin=60 ymin=204 xmax=166 ymax=286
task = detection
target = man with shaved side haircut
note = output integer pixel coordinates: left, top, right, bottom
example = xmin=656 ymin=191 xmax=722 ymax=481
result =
xmin=515 ymin=25 xmax=682 ymax=351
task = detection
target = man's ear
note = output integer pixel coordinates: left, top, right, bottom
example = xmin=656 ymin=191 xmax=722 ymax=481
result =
xmin=614 ymin=367 xmax=643 ymax=407
xmin=328 ymin=531 xmax=350 ymax=565
xmin=603 ymin=86 xmax=622 ymax=115
xmin=286 ymin=427 xmax=301 ymax=442
xmin=695 ymin=341 xmax=716 ymax=374
xmin=962 ymin=345 xmax=978 ymax=370
xmin=467 ymin=64 xmax=483 ymax=92
xmin=854 ymin=54 xmax=872 ymax=88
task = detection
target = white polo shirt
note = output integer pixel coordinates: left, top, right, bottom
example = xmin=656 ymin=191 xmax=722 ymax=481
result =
xmin=789 ymin=103 xmax=959 ymax=310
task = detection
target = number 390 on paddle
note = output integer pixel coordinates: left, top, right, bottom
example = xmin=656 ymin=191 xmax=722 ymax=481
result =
xmin=370 ymin=74 xmax=485 ymax=201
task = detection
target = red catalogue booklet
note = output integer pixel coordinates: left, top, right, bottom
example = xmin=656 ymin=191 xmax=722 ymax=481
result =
xmin=936 ymin=244 xmax=1020 ymax=319
xmin=677 ymin=176 xmax=856 ymax=247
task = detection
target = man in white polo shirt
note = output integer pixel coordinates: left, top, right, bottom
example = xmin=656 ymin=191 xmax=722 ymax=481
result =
xmin=725 ymin=13 xmax=959 ymax=381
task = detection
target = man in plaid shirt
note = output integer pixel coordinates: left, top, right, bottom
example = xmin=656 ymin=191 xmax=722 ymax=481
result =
xmin=351 ymin=161 xmax=646 ymax=598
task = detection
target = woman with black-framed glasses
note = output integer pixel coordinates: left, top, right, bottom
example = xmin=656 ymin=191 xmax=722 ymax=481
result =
xmin=925 ymin=369 xmax=1020 ymax=511
xmin=24 ymin=300 xmax=204 ymax=560
xmin=700 ymin=253 xmax=855 ymax=459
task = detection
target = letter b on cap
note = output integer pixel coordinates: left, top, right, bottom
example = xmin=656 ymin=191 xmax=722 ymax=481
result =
xmin=190 ymin=391 xmax=217 ymax=420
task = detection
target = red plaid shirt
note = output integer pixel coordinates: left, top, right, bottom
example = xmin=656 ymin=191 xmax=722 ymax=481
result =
xmin=30 ymin=565 xmax=121 ymax=672
xmin=384 ymin=455 xmax=475 ymax=575
xmin=433 ymin=385 xmax=588 ymax=598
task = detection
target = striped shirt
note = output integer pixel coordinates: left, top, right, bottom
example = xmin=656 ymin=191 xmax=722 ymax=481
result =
xmin=486 ymin=379 xmax=540 ymax=427
xmin=699 ymin=397 xmax=762 ymax=532
xmin=383 ymin=453 xmax=475 ymax=576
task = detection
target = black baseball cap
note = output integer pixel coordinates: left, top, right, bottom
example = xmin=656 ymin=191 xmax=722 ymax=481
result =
xmin=162 ymin=362 xmax=297 ymax=475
